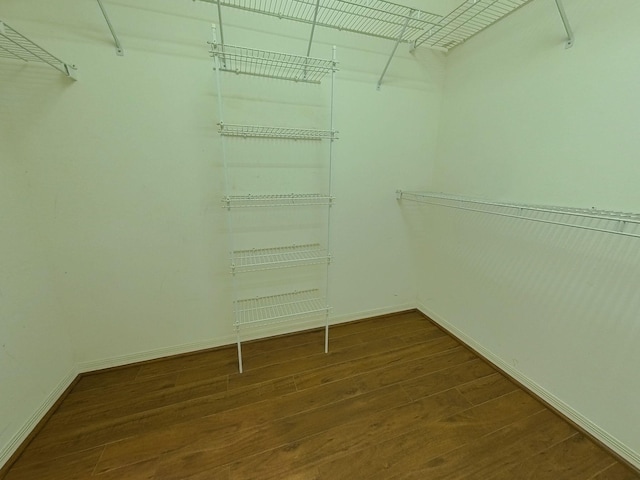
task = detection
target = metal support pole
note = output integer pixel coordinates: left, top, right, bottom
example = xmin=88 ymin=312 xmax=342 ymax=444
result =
xmin=377 ymin=11 xmax=413 ymax=90
xmin=236 ymin=325 xmax=243 ymax=373
xmin=324 ymin=45 xmax=337 ymax=355
xmin=213 ymin=23 xmax=241 ymax=372
xmin=96 ymin=0 xmax=124 ymax=56
xmin=554 ymin=0 xmax=574 ymax=49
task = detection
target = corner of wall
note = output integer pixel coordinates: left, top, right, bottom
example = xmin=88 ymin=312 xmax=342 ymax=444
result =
xmin=416 ymin=302 xmax=640 ymax=471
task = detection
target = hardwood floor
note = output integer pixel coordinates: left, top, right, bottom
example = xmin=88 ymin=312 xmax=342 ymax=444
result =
xmin=3 ymin=311 xmax=639 ymax=479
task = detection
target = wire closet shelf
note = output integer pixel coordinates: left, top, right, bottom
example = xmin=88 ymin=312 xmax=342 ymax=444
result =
xmin=413 ymin=0 xmax=534 ymax=50
xmin=223 ymin=193 xmax=333 ymax=209
xmin=218 ymin=123 xmax=337 ymax=140
xmin=0 ymin=20 xmax=76 ymax=78
xmin=231 ymin=243 xmax=330 ymax=273
xmin=204 ymin=0 xmax=540 ymax=51
xmin=204 ymin=0 xmax=442 ymax=42
xmin=234 ymin=289 xmax=329 ymax=326
xmin=210 ymin=42 xmax=336 ymax=83
xmin=397 ymin=191 xmax=640 ymax=239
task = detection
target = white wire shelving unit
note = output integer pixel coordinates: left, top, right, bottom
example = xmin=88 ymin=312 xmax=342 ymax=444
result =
xmin=203 ymin=0 xmax=574 ymax=87
xmin=0 ymin=20 xmax=77 ymax=79
xmin=231 ymin=244 xmax=331 ymax=273
xmin=203 ymin=0 xmax=443 ymax=42
xmin=211 ymin=24 xmax=337 ymax=372
xmin=397 ymin=191 xmax=640 ymax=239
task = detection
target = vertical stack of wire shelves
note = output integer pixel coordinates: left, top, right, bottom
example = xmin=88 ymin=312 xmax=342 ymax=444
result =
xmin=210 ymin=26 xmax=337 ymax=372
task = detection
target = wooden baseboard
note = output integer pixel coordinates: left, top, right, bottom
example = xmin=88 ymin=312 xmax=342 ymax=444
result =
xmin=415 ymin=307 xmax=640 ymax=475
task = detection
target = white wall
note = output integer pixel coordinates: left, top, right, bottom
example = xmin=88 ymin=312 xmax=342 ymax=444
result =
xmin=0 ymin=0 xmax=444 ymax=467
xmin=412 ymin=0 xmax=640 ymax=467
xmin=0 ymin=78 xmax=76 ymax=465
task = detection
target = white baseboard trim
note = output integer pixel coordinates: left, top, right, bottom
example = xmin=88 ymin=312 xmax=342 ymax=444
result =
xmin=0 ymin=366 xmax=78 ymax=471
xmin=1 ymin=304 xmax=418 ymax=471
xmin=77 ymin=303 xmax=416 ymax=373
xmin=417 ymin=303 xmax=640 ymax=470
xmin=330 ymin=303 xmax=416 ymax=325
xmin=76 ymin=336 xmax=239 ymax=373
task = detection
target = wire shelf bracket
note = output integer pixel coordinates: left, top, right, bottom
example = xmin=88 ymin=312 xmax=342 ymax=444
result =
xmin=96 ymin=0 xmax=124 ymax=56
xmin=0 ymin=20 xmax=77 ymax=79
xmin=377 ymin=8 xmax=413 ymax=90
xmin=554 ymin=0 xmax=574 ymax=49
xmin=306 ymin=0 xmax=321 ymax=57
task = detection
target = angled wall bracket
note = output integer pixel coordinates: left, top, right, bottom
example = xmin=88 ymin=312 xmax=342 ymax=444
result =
xmin=377 ymin=10 xmax=414 ymax=90
xmin=306 ymin=0 xmax=321 ymax=58
xmin=0 ymin=20 xmax=78 ymax=79
xmin=554 ymin=0 xmax=574 ymax=49
xmin=97 ymin=0 xmax=124 ymax=56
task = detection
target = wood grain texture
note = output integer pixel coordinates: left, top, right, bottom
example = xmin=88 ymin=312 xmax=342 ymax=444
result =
xmin=2 ymin=311 xmax=638 ymax=479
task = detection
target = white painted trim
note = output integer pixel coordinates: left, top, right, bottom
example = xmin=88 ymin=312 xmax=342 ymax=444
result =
xmin=77 ymin=303 xmax=416 ymax=373
xmin=76 ymin=336 xmax=239 ymax=373
xmin=330 ymin=303 xmax=416 ymax=325
xmin=0 ymin=366 xmax=78 ymax=470
xmin=0 ymin=303 xmax=417 ymax=471
xmin=417 ymin=303 xmax=640 ymax=470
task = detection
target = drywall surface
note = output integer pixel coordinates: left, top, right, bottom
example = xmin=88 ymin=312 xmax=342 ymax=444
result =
xmin=0 ymin=92 xmax=75 ymax=466
xmin=0 ymin=0 xmax=443 ymax=365
xmin=414 ymin=0 xmax=640 ymax=465
xmin=434 ymin=0 xmax=640 ymax=209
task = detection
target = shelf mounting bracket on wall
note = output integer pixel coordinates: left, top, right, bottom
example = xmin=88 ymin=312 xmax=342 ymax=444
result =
xmin=554 ymin=0 xmax=574 ymax=49
xmin=96 ymin=0 xmax=124 ymax=56
xmin=306 ymin=0 xmax=321 ymax=58
xmin=377 ymin=9 xmax=414 ymax=90
xmin=0 ymin=20 xmax=78 ymax=79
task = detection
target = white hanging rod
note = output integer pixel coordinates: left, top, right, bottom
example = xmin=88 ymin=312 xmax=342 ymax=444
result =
xmin=96 ymin=0 xmax=124 ymax=56
xmin=0 ymin=20 xmax=77 ymax=79
xmin=397 ymin=191 xmax=640 ymax=240
xmin=202 ymin=0 xmax=442 ymax=42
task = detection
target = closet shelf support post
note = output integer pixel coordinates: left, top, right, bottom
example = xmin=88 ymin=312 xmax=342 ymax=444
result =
xmin=97 ymin=0 xmax=124 ymax=56
xmin=377 ymin=10 xmax=413 ymax=90
xmin=554 ymin=0 xmax=574 ymax=49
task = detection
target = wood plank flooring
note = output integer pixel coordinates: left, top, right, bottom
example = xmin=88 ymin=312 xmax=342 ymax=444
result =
xmin=3 ymin=311 xmax=639 ymax=479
